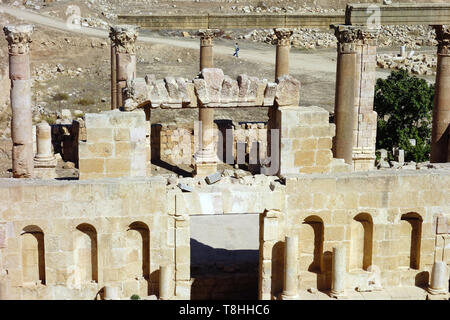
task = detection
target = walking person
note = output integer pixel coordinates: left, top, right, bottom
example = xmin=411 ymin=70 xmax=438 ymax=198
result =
xmin=233 ymin=42 xmax=239 ymax=57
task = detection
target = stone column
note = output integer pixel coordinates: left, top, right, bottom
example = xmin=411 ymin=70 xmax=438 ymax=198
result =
xmin=110 ymin=38 xmax=117 ymax=110
xmin=195 ymin=29 xmax=219 ymax=176
xmin=3 ymin=25 xmax=34 ymax=178
xmin=103 ymin=286 xmax=119 ymax=300
xmin=110 ymin=25 xmax=138 ymax=108
xmin=281 ymin=235 xmax=298 ymax=300
xmin=159 ymin=265 xmax=173 ymax=300
xmin=331 ymin=246 xmax=346 ymax=299
xmin=274 ymin=28 xmax=293 ymax=80
xmin=428 ymin=261 xmax=448 ymax=295
xmin=198 ymin=29 xmax=218 ymax=70
xmin=431 ymin=25 xmax=450 ymax=163
xmin=331 ymin=25 xmax=359 ymax=165
xmin=33 ymin=121 xmax=56 ymax=179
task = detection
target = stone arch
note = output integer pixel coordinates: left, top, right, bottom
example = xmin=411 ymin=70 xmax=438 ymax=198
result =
xmin=74 ymin=223 xmax=98 ymax=283
xmin=400 ymin=212 xmax=423 ymax=269
xmin=350 ymin=213 xmax=373 ymax=271
xmin=21 ymin=225 xmax=46 ymax=285
xmin=299 ymin=216 xmax=324 ymax=273
xmin=126 ymin=221 xmax=150 ymax=280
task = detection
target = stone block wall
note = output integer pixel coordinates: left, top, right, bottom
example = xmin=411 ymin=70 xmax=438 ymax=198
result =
xmin=259 ymin=170 xmax=450 ymax=300
xmin=0 ymin=177 xmax=187 ymax=300
xmin=277 ymin=106 xmax=350 ymax=175
xmin=78 ymin=110 xmax=149 ymax=180
xmin=151 ymin=122 xmax=268 ymax=167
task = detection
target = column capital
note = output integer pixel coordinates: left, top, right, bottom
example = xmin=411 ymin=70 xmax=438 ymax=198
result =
xmin=432 ymin=25 xmax=450 ymax=55
xmin=359 ymin=27 xmax=380 ymax=45
xmin=109 ymin=24 xmax=139 ymax=54
xmin=3 ymin=24 xmax=34 ymax=55
xmin=197 ymin=29 xmax=220 ymax=46
xmin=331 ymin=25 xmax=360 ymax=53
xmin=274 ymin=28 xmax=293 ymax=46
xmin=331 ymin=25 xmax=380 ymax=52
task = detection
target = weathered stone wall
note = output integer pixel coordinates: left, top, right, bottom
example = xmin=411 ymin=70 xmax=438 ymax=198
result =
xmin=152 ymin=122 xmax=268 ymax=166
xmin=78 ymin=110 xmax=150 ymax=180
xmin=277 ymin=106 xmax=350 ymax=175
xmin=353 ymin=37 xmax=378 ymax=172
xmin=0 ymin=177 xmax=181 ymax=300
xmin=259 ymin=170 xmax=450 ymax=300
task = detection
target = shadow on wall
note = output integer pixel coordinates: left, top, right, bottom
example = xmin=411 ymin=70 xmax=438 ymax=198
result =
xmin=190 ymin=239 xmax=259 ymax=300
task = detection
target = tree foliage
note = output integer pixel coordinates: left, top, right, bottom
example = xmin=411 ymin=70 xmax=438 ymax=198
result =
xmin=374 ymin=70 xmax=434 ymax=162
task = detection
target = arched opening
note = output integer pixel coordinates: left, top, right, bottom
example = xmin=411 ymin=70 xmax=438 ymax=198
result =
xmin=350 ymin=213 xmax=373 ymax=271
xmin=21 ymin=225 xmax=46 ymax=285
xmin=300 ymin=216 xmax=324 ymax=273
xmin=400 ymin=212 xmax=423 ymax=270
xmin=126 ymin=222 xmax=150 ymax=280
xmin=74 ymin=223 xmax=98 ymax=283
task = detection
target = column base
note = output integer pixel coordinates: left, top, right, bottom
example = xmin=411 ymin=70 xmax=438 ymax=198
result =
xmin=330 ymin=290 xmax=347 ymax=299
xmin=280 ymin=292 xmax=298 ymax=300
xmin=34 ymin=158 xmax=57 ymax=179
xmin=427 ymin=287 xmax=448 ymax=296
xmin=352 ymin=155 xmax=376 ymax=172
xmin=195 ymin=162 xmax=218 ymax=177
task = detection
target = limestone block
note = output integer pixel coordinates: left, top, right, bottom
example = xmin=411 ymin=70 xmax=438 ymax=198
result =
xmin=237 ymin=74 xmax=250 ymax=103
xmin=185 ymin=82 xmax=197 ymax=108
xmin=221 ymin=75 xmax=239 ymax=104
xmin=264 ymin=82 xmax=277 ymax=106
xmin=201 ymin=68 xmax=224 ymax=103
xmin=275 ymin=75 xmax=301 ymax=107
xmin=193 ymin=79 xmax=209 ymax=105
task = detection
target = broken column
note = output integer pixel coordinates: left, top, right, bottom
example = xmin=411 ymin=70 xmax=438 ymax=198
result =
xmin=281 ymin=235 xmax=299 ymax=300
xmin=430 ymin=25 xmax=450 ymax=163
xmin=110 ymin=25 xmax=138 ymax=108
xmin=195 ymin=30 xmax=220 ymax=176
xmin=3 ymin=25 xmax=34 ymax=178
xmin=331 ymin=25 xmax=359 ymax=166
xmin=274 ymin=28 xmax=293 ymax=79
xmin=33 ymin=121 xmax=56 ymax=179
xmin=159 ymin=265 xmax=173 ymax=300
xmin=331 ymin=246 xmax=346 ymax=299
xmin=428 ymin=261 xmax=448 ymax=295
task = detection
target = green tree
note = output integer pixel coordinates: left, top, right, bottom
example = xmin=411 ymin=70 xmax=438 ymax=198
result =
xmin=374 ymin=70 xmax=434 ymax=162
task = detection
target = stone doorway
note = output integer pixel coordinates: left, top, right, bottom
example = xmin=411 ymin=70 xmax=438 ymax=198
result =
xmin=190 ymin=214 xmax=259 ymax=300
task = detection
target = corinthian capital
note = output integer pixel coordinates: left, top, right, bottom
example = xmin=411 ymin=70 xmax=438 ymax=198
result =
xmin=3 ymin=24 xmax=34 ymax=55
xmin=109 ymin=25 xmax=139 ymax=54
xmin=432 ymin=25 xmax=450 ymax=55
xmin=274 ymin=28 xmax=293 ymax=46
xmin=331 ymin=25 xmax=360 ymax=54
xmin=198 ymin=29 xmax=220 ymax=46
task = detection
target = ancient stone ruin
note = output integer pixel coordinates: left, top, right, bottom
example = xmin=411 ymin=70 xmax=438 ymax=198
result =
xmin=0 ymin=4 xmax=449 ymax=301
